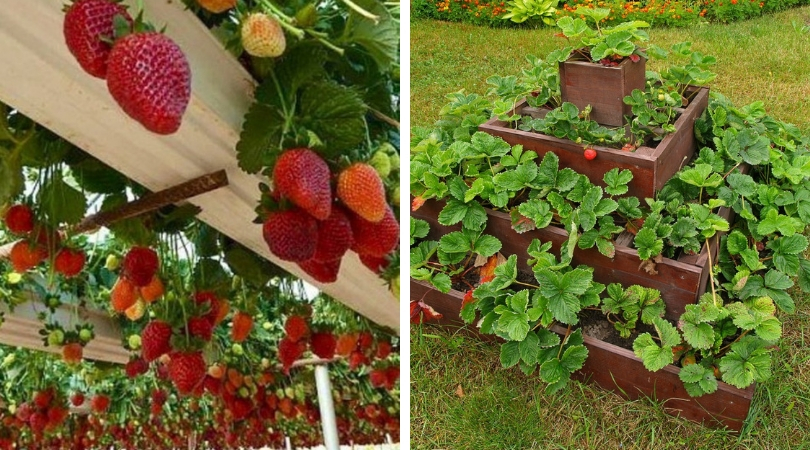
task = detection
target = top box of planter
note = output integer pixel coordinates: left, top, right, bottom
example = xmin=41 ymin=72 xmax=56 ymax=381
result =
xmin=479 ymin=86 xmax=709 ymax=200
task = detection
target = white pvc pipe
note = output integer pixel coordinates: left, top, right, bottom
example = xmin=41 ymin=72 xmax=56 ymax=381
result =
xmin=315 ymin=365 xmax=340 ymax=450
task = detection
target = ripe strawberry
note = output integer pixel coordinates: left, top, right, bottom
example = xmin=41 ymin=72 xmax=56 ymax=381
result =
xmin=278 ymin=337 xmax=306 ymax=373
xmin=70 ymin=392 xmax=85 ymax=407
xmin=107 ymin=32 xmax=191 ymax=134
xmin=46 ymin=405 xmax=69 ymax=429
xmin=188 ymin=316 xmax=214 ymax=341
xmin=139 ymin=276 xmax=164 ymax=303
xmin=125 ymin=357 xmax=148 ymax=378
xmin=29 ymin=411 xmax=47 ymax=435
xmin=54 ymin=247 xmax=86 ymax=277
xmin=241 ymin=13 xmax=286 ymax=58
xmin=369 ymin=369 xmax=387 ymax=388
xmin=151 ymin=388 xmax=167 ymax=406
xmin=141 ymin=320 xmax=173 ymax=362
xmin=122 ymin=247 xmax=159 ymax=287
xmin=298 ymin=258 xmax=340 ymax=283
xmin=111 ymin=277 xmax=137 ymax=312
xmin=284 ymin=315 xmax=309 ymax=343
xmin=273 ymin=149 xmax=332 ymax=221
xmin=168 ymin=351 xmax=206 ymax=395
xmin=196 ymin=0 xmax=236 ymax=13
xmin=359 ymin=254 xmax=389 ymax=274
xmin=312 ymin=205 xmax=353 ymax=261
xmin=309 ymin=332 xmax=337 ymax=359
xmin=229 ymin=397 xmax=253 ymax=421
xmin=34 ymin=388 xmax=54 ymax=410
xmin=337 ymin=163 xmax=387 ymax=222
xmin=335 ymin=333 xmax=358 ymax=356
xmin=262 ymin=209 xmax=318 ymax=262
xmin=4 ymin=204 xmax=34 ymax=234
xmin=375 ymin=340 xmax=392 ymax=360
xmin=349 ymin=350 xmax=367 ymax=370
xmin=62 ymin=342 xmax=83 ymax=365
xmin=385 ymin=366 xmax=399 ymax=388
xmin=231 ymin=311 xmax=253 ymax=343
xmin=357 ymin=331 xmax=374 ymax=351
xmin=63 ymin=0 xmax=133 ymax=78
xmin=124 ymin=298 xmax=146 ymax=321
xmin=584 ymin=148 xmax=597 ymax=160
xmin=349 ymin=206 xmax=399 ymax=257
xmin=90 ymin=394 xmax=110 ymax=413
xmin=10 ymin=241 xmax=47 ymax=273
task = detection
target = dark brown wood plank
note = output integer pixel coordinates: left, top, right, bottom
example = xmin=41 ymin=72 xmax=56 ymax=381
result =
xmin=559 ymin=58 xmax=646 ymax=127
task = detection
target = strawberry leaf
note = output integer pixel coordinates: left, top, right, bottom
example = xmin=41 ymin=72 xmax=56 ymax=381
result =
xmin=678 ymin=364 xmax=718 ymax=397
xmin=235 ymin=103 xmax=285 ymax=174
xmin=39 ymin=174 xmax=87 ymax=226
xmin=500 ymin=341 xmax=521 ymax=368
xmin=345 ymin=0 xmax=399 ymax=71
xmin=298 ymin=81 xmax=366 ymax=158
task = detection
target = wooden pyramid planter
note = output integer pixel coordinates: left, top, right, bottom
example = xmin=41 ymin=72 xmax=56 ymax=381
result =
xmin=559 ymin=56 xmax=647 ymax=127
xmin=479 ymin=86 xmax=709 ymax=199
xmin=413 ymin=198 xmax=729 ymax=320
xmin=411 ymin=278 xmax=755 ymax=431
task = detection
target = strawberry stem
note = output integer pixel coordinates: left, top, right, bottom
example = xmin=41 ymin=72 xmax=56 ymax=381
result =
xmin=340 ymin=0 xmax=380 ymax=23
xmin=258 ymin=0 xmax=305 ymax=39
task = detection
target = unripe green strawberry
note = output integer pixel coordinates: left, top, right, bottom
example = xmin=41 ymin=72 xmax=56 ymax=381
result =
xmin=295 ymin=4 xmax=318 ymax=28
xmin=388 ymin=152 xmax=400 ymax=171
xmin=368 ymin=151 xmax=391 ymax=178
xmin=337 ymin=163 xmax=387 ymax=223
xmin=48 ymin=330 xmax=65 ymax=347
xmin=105 ymin=254 xmax=119 ymax=271
xmin=128 ymin=334 xmax=142 ymax=350
xmin=391 ymin=186 xmax=400 ymax=207
xmin=241 ymin=13 xmax=286 ymax=58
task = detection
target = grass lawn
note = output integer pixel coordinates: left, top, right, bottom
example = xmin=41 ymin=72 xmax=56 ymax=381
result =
xmin=410 ymin=9 xmax=810 ymax=449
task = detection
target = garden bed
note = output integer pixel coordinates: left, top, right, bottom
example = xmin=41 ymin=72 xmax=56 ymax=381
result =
xmin=413 ymin=198 xmax=727 ymax=320
xmin=411 ymin=278 xmax=755 ymax=431
xmin=478 ymin=86 xmax=709 ymax=199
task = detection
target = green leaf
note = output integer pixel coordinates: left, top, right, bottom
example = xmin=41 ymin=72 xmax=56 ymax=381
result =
xmin=653 ymin=316 xmax=681 ymax=348
xmin=493 ymin=162 xmax=538 ymax=191
xmin=756 ymin=317 xmax=782 ymax=342
xmin=632 ymin=333 xmax=672 ymax=372
xmin=438 ymin=199 xmax=487 ymax=230
xmin=536 ymin=328 xmax=561 ymax=348
xmin=500 ymin=341 xmax=521 ymax=368
xmin=679 ymin=364 xmax=718 ymax=397
xmin=410 ymin=219 xmax=430 ymax=245
xmin=517 ymin=199 xmax=553 ymax=230
xmin=539 ymin=357 xmax=566 ymax=384
xmin=39 ymin=175 xmax=87 ymax=226
xmin=560 ymin=345 xmax=588 ymax=372
xmin=194 ymin=258 xmax=230 ymax=294
xmin=299 ymin=81 xmax=367 ymax=157
xmin=679 ymin=164 xmax=723 ymax=188
xmin=235 ymin=103 xmax=285 ymax=173
xmin=726 ymin=172 xmax=757 ymax=198
xmin=519 ymin=331 xmax=541 ymax=365
xmin=719 ymin=337 xmax=771 ymax=389
xmin=682 ymin=320 xmax=714 ymax=350
xmin=474 ymin=235 xmax=502 ymax=257
xmin=757 ymin=209 xmax=797 ymax=237
xmin=431 ymin=273 xmax=452 ymax=293
xmin=498 ymin=311 xmax=531 ymax=341
xmin=725 ymin=230 xmax=748 ymax=255
xmin=509 ymin=290 xmax=530 ymax=313
xmin=345 ymin=0 xmax=399 ymax=70
xmin=224 ymin=245 xmax=278 ymax=288
xmin=634 ymin=228 xmax=663 ymax=260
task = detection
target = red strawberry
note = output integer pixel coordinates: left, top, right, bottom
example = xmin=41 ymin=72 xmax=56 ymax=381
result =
xmin=348 ymin=350 xmax=367 ymax=370
xmin=298 ymin=258 xmax=340 ymax=284
xmin=188 ymin=316 xmax=214 ymax=341
xmin=284 ymin=315 xmax=309 ymax=343
xmin=125 ymin=357 xmax=149 ymax=378
xmin=262 ymin=209 xmax=318 ymax=262
xmin=54 ymin=247 xmax=86 ymax=277
xmin=385 ymin=366 xmax=399 ymax=388
xmin=357 ymin=331 xmax=374 ymax=351
xmin=29 ymin=412 xmax=47 ymax=435
xmin=70 ymin=392 xmax=85 ymax=407
xmin=278 ymin=337 xmax=306 ymax=373
xmin=4 ymin=204 xmax=34 ymax=234
xmin=90 ymin=394 xmax=110 ymax=413
xmin=231 ymin=311 xmax=253 ymax=343
xmin=273 ymin=149 xmax=332 ymax=221
xmin=229 ymin=397 xmax=253 ymax=421
xmin=111 ymin=277 xmax=137 ymax=312
xmin=337 ymin=163 xmax=387 ymax=222
xmin=584 ymin=148 xmax=597 ymax=160
xmin=122 ymin=246 xmax=159 ymax=287
xmin=9 ymin=241 xmax=47 ymax=272
xmin=63 ymin=0 xmax=133 ymax=78
xmin=15 ymin=403 xmax=32 ymax=422
xmin=62 ymin=342 xmax=84 ymax=365
xmin=151 ymin=388 xmax=167 ymax=406
xmin=375 ymin=341 xmax=392 ymax=360
xmin=33 ymin=388 xmax=54 ymax=410
xmin=141 ymin=320 xmax=173 ymax=362
xmin=168 ymin=351 xmax=206 ymax=395
xmin=46 ymin=406 xmax=69 ymax=429
xmin=369 ymin=369 xmax=387 ymax=388
xmin=311 ymin=205 xmax=353 ymax=262
xmin=309 ymin=332 xmax=337 ymax=359
xmin=106 ymin=32 xmax=191 ymax=134
xmin=359 ymin=254 xmax=389 ymax=274
xmin=349 ymin=206 xmax=399 ymax=257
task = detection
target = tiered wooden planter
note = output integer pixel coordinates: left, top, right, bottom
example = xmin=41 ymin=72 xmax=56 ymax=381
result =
xmin=479 ymin=86 xmax=710 ymax=199
xmin=411 ymin=278 xmax=755 ymax=431
xmin=413 ymin=198 xmax=727 ymax=320
xmin=559 ymin=56 xmax=647 ymax=127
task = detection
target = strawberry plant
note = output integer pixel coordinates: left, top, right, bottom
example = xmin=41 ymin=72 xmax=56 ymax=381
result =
xmin=555 ymin=8 xmax=649 ymax=65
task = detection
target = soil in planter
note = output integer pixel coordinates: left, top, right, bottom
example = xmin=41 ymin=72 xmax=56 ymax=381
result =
xmin=577 ymin=308 xmax=656 ymax=351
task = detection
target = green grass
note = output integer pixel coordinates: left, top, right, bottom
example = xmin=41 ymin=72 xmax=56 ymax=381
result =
xmin=411 ymin=8 xmax=810 ymax=130
xmin=411 ymin=9 xmax=810 ymax=449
